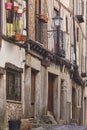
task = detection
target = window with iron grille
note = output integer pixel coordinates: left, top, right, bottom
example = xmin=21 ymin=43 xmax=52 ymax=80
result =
xmin=6 ymin=69 xmax=21 ymax=101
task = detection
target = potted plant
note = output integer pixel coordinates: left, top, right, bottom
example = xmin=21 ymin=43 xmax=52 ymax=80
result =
xmin=38 ymin=14 xmax=48 ymax=23
xmin=13 ymin=6 xmax=19 ymax=12
xmin=14 ymin=34 xmax=21 ymax=41
xmin=20 ymin=34 xmax=26 ymax=41
xmin=6 ymin=2 xmax=12 ymax=10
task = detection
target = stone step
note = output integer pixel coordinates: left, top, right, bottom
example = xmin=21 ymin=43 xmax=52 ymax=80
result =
xmin=70 ymin=119 xmax=78 ymax=125
xmin=58 ymin=120 xmax=66 ymax=125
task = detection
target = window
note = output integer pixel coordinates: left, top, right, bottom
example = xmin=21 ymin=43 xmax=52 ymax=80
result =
xmin=5 ymin=0 xmax=26 ymax=41
xmin=6 ymin=69 xmax=21 ymax=101
xmin=59 ymin=30 xmax=65 ymax=57
xmin=54 ymin=9 xmax=60 ymax=53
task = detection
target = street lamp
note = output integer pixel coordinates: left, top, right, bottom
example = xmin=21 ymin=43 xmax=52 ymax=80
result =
xmin=47 ymin=15 xmax=63 ymax=32
xmin=47 ymin=15 xmax=64 ymax=56
xmin=52 ymin=15 xmax=63 ymax=27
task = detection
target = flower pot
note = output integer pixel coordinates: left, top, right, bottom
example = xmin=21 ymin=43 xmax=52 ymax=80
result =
xmin=9 ymin=120 xmax=21 ymax=130
xmin=20 ymin=35 xmax=26 ymax=41
xmin=13 ymin=6 xmax=19 ymax=12
xmin=14 ymin=34 xmax=21 ymax=41
xmin=38 ymin=14 xmax=48 ymax=23
xmin=14 ymin=34 xmax=26 ymax=41
xmin=6 ymin=2 xmax=12 ymax=10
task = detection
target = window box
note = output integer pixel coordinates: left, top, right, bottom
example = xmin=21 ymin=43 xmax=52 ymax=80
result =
xmin=6 ymin=2 xmax=12 ymax=10
xmin=38 ymin=14 xmax=48 ymax=23
xmin=14 ymin=34 xmax=26 ymax=41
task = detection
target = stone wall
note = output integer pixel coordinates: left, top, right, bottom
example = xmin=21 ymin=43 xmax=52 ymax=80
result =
xmin=6 ymin=102 xmax=22 ymax=120
xmin=28 ymin=0 xmax=35 ymax=40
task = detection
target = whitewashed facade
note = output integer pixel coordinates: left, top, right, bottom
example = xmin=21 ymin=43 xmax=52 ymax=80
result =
xmin=0 ymin=0 xmax=87 ymax=129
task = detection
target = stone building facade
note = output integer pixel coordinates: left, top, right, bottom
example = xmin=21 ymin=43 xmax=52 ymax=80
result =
xmin=0 ymin=0 xmax=87 ymax=129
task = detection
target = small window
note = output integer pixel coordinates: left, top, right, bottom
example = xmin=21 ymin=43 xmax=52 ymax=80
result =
xmin=6 ymin=69 xmax=21 ymax=101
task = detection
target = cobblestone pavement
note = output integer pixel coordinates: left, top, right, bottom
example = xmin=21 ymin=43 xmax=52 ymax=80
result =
xmin=32 ymin=125 xmax=87 ymax=130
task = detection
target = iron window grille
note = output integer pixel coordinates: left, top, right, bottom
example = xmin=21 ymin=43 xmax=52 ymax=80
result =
xmin=6 ymin=68 xmax=21 ymax=101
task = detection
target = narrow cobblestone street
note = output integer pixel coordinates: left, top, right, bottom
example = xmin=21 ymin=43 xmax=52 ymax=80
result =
xmin=32 ymin=125 xmax=87 ymax=130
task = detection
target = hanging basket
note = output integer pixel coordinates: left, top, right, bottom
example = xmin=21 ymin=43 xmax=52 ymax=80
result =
xmin=6 ymin=2 xmax=12 ymax=10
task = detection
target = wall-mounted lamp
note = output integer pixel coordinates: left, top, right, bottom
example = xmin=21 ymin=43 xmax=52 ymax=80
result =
xmin=47 ymin=15 xmax=63 ymax=32
xmin=52 ymin=15 xmax=63 ymax=27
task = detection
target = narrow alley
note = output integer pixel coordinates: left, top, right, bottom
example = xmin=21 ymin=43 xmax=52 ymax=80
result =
xmin=32 ymin=125 xmax=87 ymax=130
xmin=0 ymin=0 xmax=87 ymax=130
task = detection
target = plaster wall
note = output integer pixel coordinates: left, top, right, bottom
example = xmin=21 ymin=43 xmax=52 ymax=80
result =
xmin=0 ymin=40 xmax=25 ymax=69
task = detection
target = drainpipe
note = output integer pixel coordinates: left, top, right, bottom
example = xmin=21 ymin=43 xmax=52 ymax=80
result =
xmin=82 ymin=0 xmax=87 ymax=125
xmin=73 ymin=0 xmax=77 ymax=65
xmin=86 ymin=1 xmax=87 ymax=74
xmin=26 ymin=0 xmax=29 ymax=38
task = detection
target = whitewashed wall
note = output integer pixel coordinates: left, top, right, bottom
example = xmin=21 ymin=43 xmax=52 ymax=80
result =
xmin=0 ymin=40 xmax=25 ymax=69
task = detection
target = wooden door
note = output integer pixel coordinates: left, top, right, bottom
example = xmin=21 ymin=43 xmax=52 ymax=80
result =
xmin=31 ymin=70 xmax=36 ymax=117
xmin=72 ymin=88 xmax=76 ymax=119
xmin=84 ymin=98 xmax=87 ymax=125
xmin=48 ymin=73 xmax=54 ymax=113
